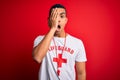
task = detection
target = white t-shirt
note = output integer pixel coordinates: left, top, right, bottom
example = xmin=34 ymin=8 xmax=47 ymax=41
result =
xmin=33 ymin=34 xmax=87 ymax=80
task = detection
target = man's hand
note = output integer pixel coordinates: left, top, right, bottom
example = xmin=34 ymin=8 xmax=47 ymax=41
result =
xmin=49 ymin=8 xmax=59 ymax=30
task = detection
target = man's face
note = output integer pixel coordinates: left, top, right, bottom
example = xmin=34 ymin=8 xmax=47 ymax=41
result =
xmin=49 ymin=8 xmax=68 ymax=32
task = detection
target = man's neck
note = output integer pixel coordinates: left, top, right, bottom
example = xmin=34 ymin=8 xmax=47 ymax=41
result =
xmin=54 ymin=30 xmax=67 ymax=38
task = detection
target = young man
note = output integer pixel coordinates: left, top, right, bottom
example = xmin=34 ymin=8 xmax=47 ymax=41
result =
xmin=33 ymin=4 xmax=87 ymax=80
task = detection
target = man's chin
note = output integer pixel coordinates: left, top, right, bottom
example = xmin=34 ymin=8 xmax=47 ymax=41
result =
xmin=55 ymin=30 xmax=61 ymax=34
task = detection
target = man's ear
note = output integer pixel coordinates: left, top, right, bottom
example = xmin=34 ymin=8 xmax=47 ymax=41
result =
xmin=65 ymin=17 xmax=68 ymax=24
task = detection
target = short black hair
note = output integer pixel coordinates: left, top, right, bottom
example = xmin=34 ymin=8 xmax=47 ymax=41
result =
xmin=49 ymin=4 xmax=66 ymax=16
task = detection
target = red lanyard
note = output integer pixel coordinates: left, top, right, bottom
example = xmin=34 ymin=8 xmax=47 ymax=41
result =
xmin=53 ymin=36 xmax=66 ymax=76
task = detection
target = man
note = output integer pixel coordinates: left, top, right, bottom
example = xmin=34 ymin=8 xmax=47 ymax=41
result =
xmin=33 ymin=4 xmax=87 ymax=80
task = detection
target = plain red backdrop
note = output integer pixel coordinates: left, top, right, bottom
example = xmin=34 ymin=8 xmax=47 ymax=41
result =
xmin=0 ymin=0 xmax=120 ymax=80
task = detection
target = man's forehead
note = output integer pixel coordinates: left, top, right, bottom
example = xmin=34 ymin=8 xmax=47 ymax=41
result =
xmin=56 ymin=8 xmax=66 ymax=14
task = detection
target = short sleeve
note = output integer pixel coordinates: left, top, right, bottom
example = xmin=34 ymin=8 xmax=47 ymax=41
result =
xmin=75 ymin=40 xmax=87 ymax=62
xmin=33 ymin=35 xmax=44 ymax=48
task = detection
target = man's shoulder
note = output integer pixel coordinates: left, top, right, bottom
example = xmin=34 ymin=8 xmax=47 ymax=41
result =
xmin=34 ymin=35 xmax=45 ymax=43
xmin=68 ymin=34 xmax=83 ymax=43
xmin=35 ymin=35 xmax=45 ymax=40
xmin=33 ymin=35 xmax=45 ymax=48
xmin=67 ymin=34 xmax=85 ymax=49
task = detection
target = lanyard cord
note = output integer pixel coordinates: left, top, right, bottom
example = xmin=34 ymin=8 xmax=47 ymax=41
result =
xmin=53 ymin=34 xmax=66 ymax=76
xmin=53 ymin=37 xmax=66 ymax=56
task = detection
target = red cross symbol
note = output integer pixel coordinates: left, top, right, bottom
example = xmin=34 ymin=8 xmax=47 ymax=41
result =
xmin=53 ymin=54 xmax=67 ymax=76
xmin=53 ymin=54 xmax=67 ymax=67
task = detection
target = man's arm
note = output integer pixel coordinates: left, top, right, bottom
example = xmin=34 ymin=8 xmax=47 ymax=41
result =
xmin=75 ymin=62 xmax=86 ymax=80
xmin=32 ymin=28 xmax=56 ymax=63
xmin=32 ymin=8 xmax=59 ymax=63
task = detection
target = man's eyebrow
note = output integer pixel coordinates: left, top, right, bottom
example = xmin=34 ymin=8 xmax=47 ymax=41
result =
xmin=60 ymin=12 xmax=66 ymax=15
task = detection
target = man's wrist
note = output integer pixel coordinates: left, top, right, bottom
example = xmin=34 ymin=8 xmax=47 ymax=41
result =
xmin=50 ymin=26 xmax=56 ymax=32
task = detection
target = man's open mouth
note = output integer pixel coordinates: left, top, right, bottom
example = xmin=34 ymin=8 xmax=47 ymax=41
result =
xmin=58 ymin=25 xmax=61 ymax=29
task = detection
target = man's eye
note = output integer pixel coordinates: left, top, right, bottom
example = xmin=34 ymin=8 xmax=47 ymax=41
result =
xmin=61 ymin=16 xmax=64 ymax=18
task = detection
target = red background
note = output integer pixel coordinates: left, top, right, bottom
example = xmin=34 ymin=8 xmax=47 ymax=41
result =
xmin=0 ymin=0 xmax=120 ymax=80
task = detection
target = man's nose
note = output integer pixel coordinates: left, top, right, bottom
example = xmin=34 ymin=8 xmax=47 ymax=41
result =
xmin=58 ymin=19 xmax=61 ymax=23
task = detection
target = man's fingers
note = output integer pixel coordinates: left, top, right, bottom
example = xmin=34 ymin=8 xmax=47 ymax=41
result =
xmin=49 ymin=8 xmax=59 ymax=28
xmin=50 ymin=8 xmax=55 ymax=20
xmin=52 ymin=8 xmax=58 ymax=20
